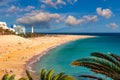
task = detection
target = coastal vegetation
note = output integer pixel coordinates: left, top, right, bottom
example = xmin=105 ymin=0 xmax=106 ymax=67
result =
xmin=2 ymin=69 xmax=76 ymax=80
xmin=0 ymin=27 xmax=15 ymax=35
xmin=72 ymin=52 xmax=120 ymax=80
xmin=17 ymin=33 xmax=46 ymax=38
xmin=0 ymin=27 xmax=62 ymax=38
xmin=0 ymin=27 xmax=46 ymax=38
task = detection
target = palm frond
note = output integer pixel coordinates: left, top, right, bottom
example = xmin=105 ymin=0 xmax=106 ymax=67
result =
xmin=40 ymin=68 xmax=46 ymax=80
xmin=110 ymin=53 xmax=120 ymax=62
xmin=91 ymin=52 xmax=120 ymax=67
xmin=18 ymin=78 xmax=27 ymax=80
xmin=46 ymin=69 xmax=54 ymax=80
xmin=52 ymin=72 xmax=64 ymax=80
xmin=58 ymin=75 xmax=76 ymax=80
xmin=2 ymin=74 xmax=9 ymax=80
xmin=79 ymin=75 xmax=103 ymax=80
xmin=72 ymin=52 xmax=120 ymax=80
xmin=72 ymin=61 xmax=116 ymax=76
xmin=8 ymin=75 xmax=15 ymax=80
xmin=72 ymin=57 xmax=120 ymax=74
xmin=26 ymin=70 xmax=33 ymax=80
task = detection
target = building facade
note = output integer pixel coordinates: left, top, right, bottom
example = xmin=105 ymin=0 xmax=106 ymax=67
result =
xmin=13 ymin=25 xmax=26 ymax=34
xmin=0 ymin=22 xmax=8 ymax=29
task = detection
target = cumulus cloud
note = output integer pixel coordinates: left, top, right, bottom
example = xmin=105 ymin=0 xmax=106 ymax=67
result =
xmin=40 ymin=0 xmax=77 ymax=8
xmin=16 ymin=11 xmax=60 ymax=28
xmin=41 ymin=0 xmax=56 ymax=8
xmin=56 ymin=0 xmax=66 ymax=5
xmin=7 ymin=5 xmax=35 ymax=14
xmin=65 ymin=15 xmax=98 ymax=26
xmin=41 ymin=0 xmax=66 ymax=8
xmin=96 ymin=7 xmax=112 ymax=18
xmin=24 ymin=6 xmax=35 ymax=11
xmin=65 ymin=15 xmax=84 ymax=26
xmin=107 ymin=22 xmax=118 ymax=29
xmin=83 ymin=15 xmax=97 ymax=22
xmin=7 ymin=5 xmax=23 ymax=13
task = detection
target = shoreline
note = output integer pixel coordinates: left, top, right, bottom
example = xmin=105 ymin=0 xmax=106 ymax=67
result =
xmin=25 ymin=35 xmax=96 ymax=73
xmin=0 ymin=35 xmax=95 ymax=79
xmin=25 ymin=44 xmax=57 ymax=72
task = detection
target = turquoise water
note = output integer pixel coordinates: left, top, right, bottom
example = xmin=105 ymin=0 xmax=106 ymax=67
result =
xmin=32 ymin=36 xmax=120 ymax=80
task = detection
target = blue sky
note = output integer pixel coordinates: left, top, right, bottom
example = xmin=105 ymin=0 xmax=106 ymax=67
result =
xmin=0 ymin=0 xmax=120 ymax=33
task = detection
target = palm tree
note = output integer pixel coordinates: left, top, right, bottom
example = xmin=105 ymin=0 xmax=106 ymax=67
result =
xmin=72 ymin=52 xmax=120 ymax=80
xmin=40 ymin=68 xmax=76 ymax=80
xmin=2 ymin=74 xmax=15 ymax=80
xmin=2 ymin=69 xmax=76 ymax=80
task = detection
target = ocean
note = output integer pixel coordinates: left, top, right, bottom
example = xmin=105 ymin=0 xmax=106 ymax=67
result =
xmin=31 ymin=35 xmax=120 ymax=80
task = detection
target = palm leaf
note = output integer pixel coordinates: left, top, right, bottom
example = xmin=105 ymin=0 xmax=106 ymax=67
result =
xmin=72 ymin=57 xmax=120 ymax=74
xmin=59 ymin=75 xmax=76 ymax=80
xmin=26 ymin=70 xmax=33 ymax=80
xmin=46 ymin=69 xmax=54 ymax=80
xmin=79 ymin=75 xmax=103 ymax=80
xmin=2 ymin=74 xmax=9 ymax=80
xmin=91 ymin=52 xmax=120 ymax=67
xmin=18 ymin=78 xmax=27 ymax=80
xmin=52 ymin=72 xmax=65 ymax=80
xmin=72 ymin=61 xmax=116 ymax=76
xmin=72 ymin=52 xmax=120 ymax=80
xmin=8 ymin=75 xmax=15 ymax=80
xmin=110 ymin=53 xmax=120 ymax=62
xmin=56 ymin=72 xmax=65 ymax=80
xmin=40 ymin=68 xmax=46 ymax=80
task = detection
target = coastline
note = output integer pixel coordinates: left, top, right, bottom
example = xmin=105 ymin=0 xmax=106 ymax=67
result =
xmin=0 ymin=35 xmax=95 ymax=79
xmin=26 ymin=38 xmax=80 ymax=72
xmin=25 ymin=35 xmax=96 ymax=74
xmin=25 ymin=45 xmax=57 ymax=72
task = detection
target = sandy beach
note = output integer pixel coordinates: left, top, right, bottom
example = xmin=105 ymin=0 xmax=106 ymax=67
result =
xmin=0 ymin=35 xmax=93 ymax=79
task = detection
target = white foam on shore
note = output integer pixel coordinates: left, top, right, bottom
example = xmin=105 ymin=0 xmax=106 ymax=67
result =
xmin=26 ymin=43 xmax=62 ymax=73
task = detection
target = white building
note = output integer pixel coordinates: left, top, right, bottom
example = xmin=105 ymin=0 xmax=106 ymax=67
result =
xmin=0 ymin=22 xmax=15 ymax=32
xmin=0 ymin=22 xmax=8 ymax=29
xmin=13 ymin=25 xmax=26 ymax=34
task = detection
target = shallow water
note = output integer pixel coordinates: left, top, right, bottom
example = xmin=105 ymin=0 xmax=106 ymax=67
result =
xmin=32 ymin=36 xmax=120 ymax=80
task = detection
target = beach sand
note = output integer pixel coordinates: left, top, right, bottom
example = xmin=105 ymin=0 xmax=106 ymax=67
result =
xmin=0 ymin=35 xmax=93 ymax=79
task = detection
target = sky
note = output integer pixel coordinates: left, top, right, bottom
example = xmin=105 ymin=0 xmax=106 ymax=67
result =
xmin=0 ymin=0 xmax=120 ymax=33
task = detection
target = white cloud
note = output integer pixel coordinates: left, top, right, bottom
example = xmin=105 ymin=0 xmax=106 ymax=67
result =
xmin=41 ymin=0 xmax=57 ymax=8
xmin=96 ymin=7 xmax=112 ymax=18
xmin=56 ymin=0 xmax=66 ymax=5
xmin=16 ymin=11 xmax=60 ymax=28
xmin=40 ymin=4 xmax=46 ymax=8
xmin=65 ymin=15 xmax=84 ymax=26
xmin=107 ymin=22 xmax=118 ymax=29
xmin=83 ymin=15 xmax=97 ymax=22
xmin=24 ymin=6 xmax=35 ymax=11
xmin=7 ymin=5 xmax=35 ymax=14
xmin=65 ymin=15 xmax=98 ymax=26
xmin=40 ymin=0 xmax=77 ymax=8
xmin=7 ymin=5 xmax=23 ymax=13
